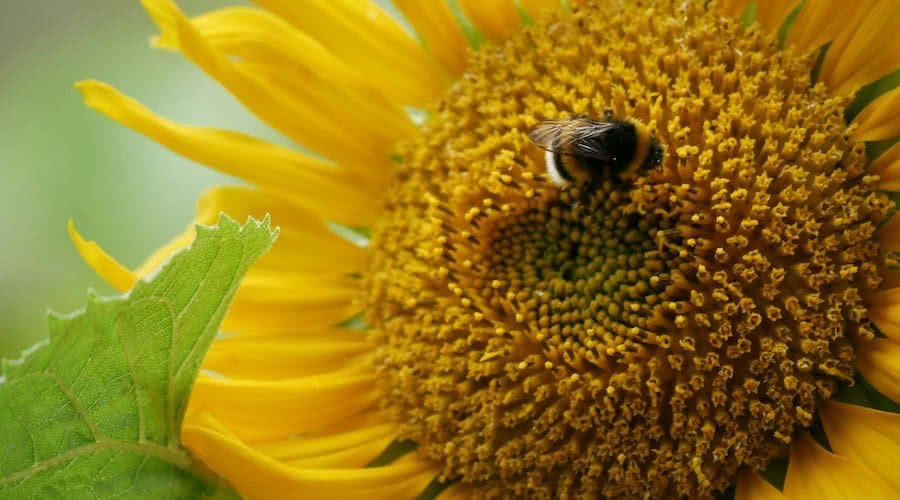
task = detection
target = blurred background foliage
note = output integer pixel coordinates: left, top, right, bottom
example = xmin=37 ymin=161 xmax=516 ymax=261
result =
xmin=0 ymin=0 xmax=285 ymax=357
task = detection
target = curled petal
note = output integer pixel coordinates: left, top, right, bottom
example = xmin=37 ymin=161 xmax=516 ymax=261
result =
xmin=67 ymin=219 xmax=137 ymax=292
xmin=183 ymin=412 xmax=437 ymax=500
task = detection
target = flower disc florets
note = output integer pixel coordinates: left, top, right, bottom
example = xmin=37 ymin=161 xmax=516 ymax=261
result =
xmin=365 ymin=1 xmax=891 ymax=497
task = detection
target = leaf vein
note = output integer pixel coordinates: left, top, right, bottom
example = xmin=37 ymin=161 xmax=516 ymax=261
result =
xmin=45 ymin=371 xmax=100 ymax=442
xmin=0 ymin=439 xmax=191 ymax=488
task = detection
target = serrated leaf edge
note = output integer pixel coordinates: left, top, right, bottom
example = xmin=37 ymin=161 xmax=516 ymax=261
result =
xmin=0 ymin=213 xmax=276 ymax=496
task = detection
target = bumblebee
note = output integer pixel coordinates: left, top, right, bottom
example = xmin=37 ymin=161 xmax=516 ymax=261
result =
xmin=528 ymin=111 xmax=663 ymax=187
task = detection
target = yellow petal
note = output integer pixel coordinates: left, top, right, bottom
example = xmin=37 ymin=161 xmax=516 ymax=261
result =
xmin=77 ymin=80 xmax=379 ymax=227
xmin=818 ymin=0 xmax=900 ymax=96
xmin=783 ymin=432 xmax=894 ymax=499
xmin=735 ymin=468 xmax=785 ymax=500
xmin=718 ymin=0 xmax=752 ymax=18
xmin=820 ymin=400 xmax=900 ymax=491
xmin=879 ymin=213 xmax=900 ymax=255
xmin=223 ymin=301 xmax=359 ymax=337
xmin=754 ymin=0 xmax=800 ymax=34
xmin=195 ymin=186 xmax=369 ymax=275
xmin=234 ymin=271 xmax=358 ymax=303
xmin=67 ymin=219 xmax=137 ymax=293
xmin=250 ymin=0 xmax=448 ymax=107
xmin=458 ymin=0 xmax=522 ymax=43
xmin=785 ymin=0 xmax=874 ymax=54
xmin=871 ymin=140 xmax=900 ymax=171
xmin=393 ymin=0 xmax=469 ymax=77
xmin=255 ymin=412 xmax=397 ymax=463
xmin=203 ymin=329 xmax=369 ymax=379
xmin=856 ymin=338 xmax=900 ymax=403
xmin=520 ymin=0 xmax=561 ymax=17
xmin=284 ymin=435 xmax=395 ymax=469
xmin=70 ymin=217 xmax=195 ymax=288
xmin=135 ymin=186 xmax=371 ymax=282
xmin=153 ymin=6 xmax=415 ymax=172
xmin=853 ymin=85 xmax=900 ymax=142
xmin=188 ymin=366 xmax=377 ymax=442
xmin=871 ymin=142 xmax=900 ymax=190
xmin=182 ymin=412 xmax=436 ymax=500
xmin=223 ymin=271 xmax=360 ymax=336
xmin=868 ymin=288 xmax=900 ymax=341
xmin=140 ymin=0 xmax=394 ymax=180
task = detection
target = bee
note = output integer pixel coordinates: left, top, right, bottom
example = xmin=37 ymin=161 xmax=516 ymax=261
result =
xmin=528 ymin=111 xmax=663 ymax=187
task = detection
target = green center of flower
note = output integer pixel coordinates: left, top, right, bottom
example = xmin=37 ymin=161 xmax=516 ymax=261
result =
xmin=365 ymin=1 xmax=891 ymax=497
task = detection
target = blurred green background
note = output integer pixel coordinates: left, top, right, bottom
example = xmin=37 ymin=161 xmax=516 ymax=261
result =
xmin=0 ymin=0 xmax=291 ymax=357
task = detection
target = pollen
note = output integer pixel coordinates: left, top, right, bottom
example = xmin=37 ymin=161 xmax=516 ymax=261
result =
xmin=365 ymin=0 xmax=891 ymax=498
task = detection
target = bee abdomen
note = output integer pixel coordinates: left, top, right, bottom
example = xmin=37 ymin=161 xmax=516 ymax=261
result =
xmin=545 ymin=149 xmax=574 ymax=187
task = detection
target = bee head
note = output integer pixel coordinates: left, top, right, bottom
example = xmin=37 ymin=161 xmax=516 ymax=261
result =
xmin=648 ymin=141 xmax=664 ymax=168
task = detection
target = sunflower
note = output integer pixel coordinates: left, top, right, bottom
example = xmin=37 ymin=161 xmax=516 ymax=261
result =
xmin=68 ymin=0 xmax=900 ymax=498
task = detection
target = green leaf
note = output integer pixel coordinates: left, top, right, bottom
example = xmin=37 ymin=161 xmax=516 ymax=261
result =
xmin=0 ymin=214 xmax=277 ymax=499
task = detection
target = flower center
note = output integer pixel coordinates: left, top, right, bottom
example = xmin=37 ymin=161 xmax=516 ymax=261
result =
xmin=365 ymin=0 xmax=891 ymax=497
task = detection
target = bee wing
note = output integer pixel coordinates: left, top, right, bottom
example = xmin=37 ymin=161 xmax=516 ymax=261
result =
xmin=528 ymin=121 xmax=570 ymax=151
xmin=560 ymin=121 xmax=618 ymax=159
xmin=528 ymin=120 xmax=618 ymax=160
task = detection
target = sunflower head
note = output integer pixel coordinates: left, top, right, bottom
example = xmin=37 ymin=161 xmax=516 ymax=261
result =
xmin=366 ymin=0 xmax=891 ymax=497
xmin=71 ymin=0 xmax=900 ymax=498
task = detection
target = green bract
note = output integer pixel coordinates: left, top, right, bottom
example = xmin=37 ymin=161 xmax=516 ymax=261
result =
xmin=0 ymin=214 xmax=276 ymax=499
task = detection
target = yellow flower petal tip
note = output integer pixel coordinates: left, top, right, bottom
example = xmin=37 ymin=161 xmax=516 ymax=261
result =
xmin=856 ymin=338 xmax=900 ymax=403
xmin=251 ymin=0 xmax=448 ymax=107
xmin=784 ymin=0 xmax=858 ymax=53
xmin=74 ymin=79 xmax=110 ymax=107
xmin=79 ymin=80 xmax=380 ymax=226
xmin=76 ymin=80 xmax=145 ymax=127
xmin=67 ymin=218 xmax=136 ymax=293
xmin=817 ymin=0 xmax=900 ymax=95
xmin=853 ymin=85 xmax=900 ymax=142
xmin=141 ymin=0 xmax=178 ymax=50
xmin=784 ymin=432 xmax=894 ymax=499
xmin=820 ymin=400 xmax=900 ymax=491
xmin=872 ymin=142 xmax=900 ymax=191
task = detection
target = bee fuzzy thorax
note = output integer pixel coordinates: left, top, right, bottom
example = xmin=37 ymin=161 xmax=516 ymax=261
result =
xmin=626 ymin=118 xmax=655 ymax=174
xmin=528 ymin=114 xmax=663 ymax=188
